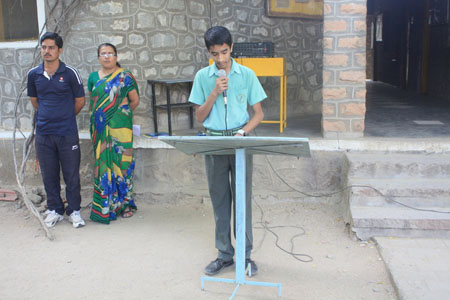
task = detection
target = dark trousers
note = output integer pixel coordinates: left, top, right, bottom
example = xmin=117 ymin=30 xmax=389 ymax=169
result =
xmin=35 ymin=134 xmax=82 ymax=216
xmin=205 ymin=154 xmax=253 ymax=261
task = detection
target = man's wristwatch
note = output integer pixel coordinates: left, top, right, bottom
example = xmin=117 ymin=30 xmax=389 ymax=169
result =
xmin=237 ymin=129 xmax=246 ymax=136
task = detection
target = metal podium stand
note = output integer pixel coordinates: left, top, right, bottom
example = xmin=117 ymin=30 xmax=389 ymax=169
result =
xmin=159 ymin=136 xmax=311 ymax=299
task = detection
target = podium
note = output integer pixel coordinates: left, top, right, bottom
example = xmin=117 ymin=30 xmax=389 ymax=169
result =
xmin=159 ymin=136 xmax=311 ymax=299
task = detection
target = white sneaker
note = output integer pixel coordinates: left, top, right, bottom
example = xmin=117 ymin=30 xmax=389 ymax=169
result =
xmin=68 ymin=210 xmax=86 ymax=228
xmin=44 ymin=210 xmax=64 ymax=228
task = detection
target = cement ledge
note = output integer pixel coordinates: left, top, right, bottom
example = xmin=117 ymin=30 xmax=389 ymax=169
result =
xmin=3 ymin=131 xmax=450 ymax=153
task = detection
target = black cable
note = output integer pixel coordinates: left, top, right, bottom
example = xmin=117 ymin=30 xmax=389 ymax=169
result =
xmin=225 ymin=103 xmax=228 ymax=131
xmin=253 ymin=199 xmax=313 ymax=263
xmin=264 ymin=154 xmax=450 ymax=214
xmin=252 ymin=128 xmax=450 ymax=214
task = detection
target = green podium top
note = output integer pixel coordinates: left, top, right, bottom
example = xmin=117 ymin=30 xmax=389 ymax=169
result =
xmin=158 ymin=136 xmax=311 ymax=157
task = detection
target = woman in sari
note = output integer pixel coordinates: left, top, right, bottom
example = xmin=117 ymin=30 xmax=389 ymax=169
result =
xmin=88 ymin=43 xmax=140 ymax=224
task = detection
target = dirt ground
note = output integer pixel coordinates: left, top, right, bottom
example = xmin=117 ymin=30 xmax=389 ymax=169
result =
xmin=0 ymin=198 xmax=397 ymax=300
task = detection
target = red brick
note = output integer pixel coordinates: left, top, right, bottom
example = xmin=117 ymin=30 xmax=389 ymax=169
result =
xmin=324 ymin=54 xmax=349 ymax=67
xmin=352 ymin=119 xmax=365 ymax=132
xmin=323 ymin=103 xmax=336 ymax=117
xmin=323 ymin=37 xmax=334 ymax=49
xmin=323 ymin=87 xmax=347 ymax=99
xmin=339 ymin=71 xmax=366 ymax=84
xmin=354 ymin=19 xmax=366 ymax=32
xmin=355 ymin=88 xmax=366 ymax=99
xmin=323 ymin=71 xmax=333 ymax=84
xmin=354 ymin=53 xmax=366 ymax=66
xmin=338 ymin=36 xmax=365 ymax=48
xmin=340 ymin=3 xmax=366 ymax=15
xmin=324 ymin=4 xmax=332 ymax=16
xmin=324 ymin=20 xmax=348 ymax=33
xmin=323 ymin=120 xmax=348 ymax=131
xmin=339 ymin=102 xmax=366 ymax=117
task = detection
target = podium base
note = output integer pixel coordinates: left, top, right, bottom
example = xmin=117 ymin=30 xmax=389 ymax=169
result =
xmin=201 ymin=275 xmax=282 ymax=299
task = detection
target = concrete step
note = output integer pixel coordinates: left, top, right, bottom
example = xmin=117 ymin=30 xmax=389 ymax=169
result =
xmin=345 ymin=152 xmax=450 ymax=179
xmin=350 ymin=206 xmax=450 ymax=240
xmin=347 ymin=178 xmax=450 ymax=208
xmin=344 ymin=152 xmax=450 ymax=240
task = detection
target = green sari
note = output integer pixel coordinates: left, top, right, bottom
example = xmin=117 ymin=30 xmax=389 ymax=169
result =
xmin=88 ymin=69 xmax=139 ymax=224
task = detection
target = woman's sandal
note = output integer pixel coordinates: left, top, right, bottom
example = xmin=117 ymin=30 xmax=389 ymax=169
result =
xmin=121 ymin=206 xmax=134 ymax=218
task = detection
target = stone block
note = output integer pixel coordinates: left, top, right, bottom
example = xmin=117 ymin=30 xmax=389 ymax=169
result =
xmin=167 ymin=0 xmax=186 ymax=11
xmin=1 ymin=80 xmax=15 ymax=97
xmin=136 ymin=12 xmax=156 ymax=29
xmin=0 ymin=49 xmax=14 ymax=63
xmin=129 ymin=33 xmax=146 ymax=46
xmin=89 ymin=1 xmax=124 ymax=16
xmin=161 ymin=66 xmax=179 ymax=77
xmin=149 ymin=32 xmax=177 ymax=49
xmin=191 ymin=18 xmax=208 ymax=33
xmin=97 ymin=34 xmax=125 ymax=48
xmin=71 ymin=20 xmax=101 ymax=31
xmin=189 ymin=1 xmax=205 ymax=16
xmin=137 ymin=49 xmax=151 ymax=65
xmin=141 ymin=0 xmax=165 ymax=10
xmin=144 ymin=67 xmax=158 ymax=79
xmin=181 ymin=65 xmax=195 ymax=77
xmin=153 ymin=52 xmax=175 ymax=63
xmin=177 ymin=51 xmax=193 ymax=62
xmin=217 ymin=5 xmax=232 ymax=18
xmin=172 ymin=15 xmax=188 ymax=31
xmin=16 ymin=49 xmax=35 ymax=67
xmin=68 ymin=33 xmax=95 ymax=48
xmin=157 ymin=13 xmax=169 ymax=27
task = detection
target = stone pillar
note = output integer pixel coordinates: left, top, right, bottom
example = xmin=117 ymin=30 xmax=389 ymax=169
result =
xmin=322 ymin=0 xmax=367 ymax=139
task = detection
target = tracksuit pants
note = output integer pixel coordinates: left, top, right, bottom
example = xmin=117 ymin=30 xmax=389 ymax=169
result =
xmin=35 ymin=134 xmax=82 ymax=216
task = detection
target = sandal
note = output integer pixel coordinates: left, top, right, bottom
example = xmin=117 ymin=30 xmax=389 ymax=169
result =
xmin=121 ymin=206 xmax=133 ymax=218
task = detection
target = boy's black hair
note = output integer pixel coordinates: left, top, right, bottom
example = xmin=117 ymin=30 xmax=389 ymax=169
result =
xmin=40 ymin=32 xmax=63 ymax=48
xmin=204 ymin=26 xmax=232 ymax=50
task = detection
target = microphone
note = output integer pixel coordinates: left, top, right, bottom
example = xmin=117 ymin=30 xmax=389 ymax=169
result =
xmin=217 ymin=69 xmax=227 ymax=105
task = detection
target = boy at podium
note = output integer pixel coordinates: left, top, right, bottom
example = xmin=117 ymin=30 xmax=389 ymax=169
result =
xmin=189 ymin=26 xmax=267 ymax=276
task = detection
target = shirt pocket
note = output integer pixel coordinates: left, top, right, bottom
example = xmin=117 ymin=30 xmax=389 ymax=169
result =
xmin=235 ymin=88 xmax=248 ymax=105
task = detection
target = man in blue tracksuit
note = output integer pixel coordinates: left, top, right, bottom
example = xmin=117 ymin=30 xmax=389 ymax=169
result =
xmin=27 ymin=32 xmax=86 ymax=228
xmin=189 ymin=26 xmax=266 ymax=276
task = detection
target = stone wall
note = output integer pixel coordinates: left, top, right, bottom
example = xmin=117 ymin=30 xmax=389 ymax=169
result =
xmin=0 ymin=0 xmax=324 ymax=134
xmin=322 ymin=0 xmax=367 ymax=138
xmin=0 ymin=138 xmax=345 ymax=205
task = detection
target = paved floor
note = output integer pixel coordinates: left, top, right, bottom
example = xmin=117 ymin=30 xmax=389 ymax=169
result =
xmin=375 ymin=237 xmax=450 ymax=300
xmin=365 ymin=81 xmax=450 ymax=138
